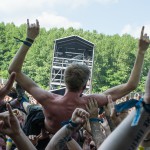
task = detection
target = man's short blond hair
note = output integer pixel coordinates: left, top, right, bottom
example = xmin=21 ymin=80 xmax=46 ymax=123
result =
xmin=64 ymin=63 xmax=91 ymax=92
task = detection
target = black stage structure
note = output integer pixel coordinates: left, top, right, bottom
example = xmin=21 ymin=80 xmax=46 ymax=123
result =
xmin=49 ymin=36 xmax=94 ymax=95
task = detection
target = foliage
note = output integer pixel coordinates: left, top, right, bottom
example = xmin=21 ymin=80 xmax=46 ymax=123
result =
xmin=0 ymin=23 xmax=149 ymax=93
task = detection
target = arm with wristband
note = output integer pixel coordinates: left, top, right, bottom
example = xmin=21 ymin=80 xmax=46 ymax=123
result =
xmin=98 ymin=69 xmax=150 ymax=150
xmin=6 ymin=137 xmax=13 ymax=150
xmin=86 ymin=98 xmax=106 ymax=148
xmin=103 ymin=95 xmax=122 ymax=131
xmin=45 ymin=108 xmax=89 ymax=150
xmin=8 ymin=19 xmax=52 ymax=106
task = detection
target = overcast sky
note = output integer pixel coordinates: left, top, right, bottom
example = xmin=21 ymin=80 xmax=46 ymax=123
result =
xmin=0 ymin=0 xmax=150 ymax=37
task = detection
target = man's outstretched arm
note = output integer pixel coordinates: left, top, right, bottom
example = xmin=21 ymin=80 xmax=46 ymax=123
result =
xmin=98 ymin=70 xmax=150 ymax=150
xmin=104 ymin=26 xmax=150 ymax=101
xmin=8 ymin=19 xmax=51 ymax=104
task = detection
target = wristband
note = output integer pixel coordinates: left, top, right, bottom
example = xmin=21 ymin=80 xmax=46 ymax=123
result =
xmin=14 ymin=37 xmax=32 ymax=47
xmin=6 ymin=138 xmax=13 ymax=146
xmin=7 ymin=138 xmax=12 ymax=143
xmin=23 ymin=41 xmax=32 ymax=47
xmin=89 ymin=118 xmax=103 ymax=123
xmin=69 ymin=120 xmax=78 ymax=127
xmin=26 ymin=37 xmax=34 ymax=43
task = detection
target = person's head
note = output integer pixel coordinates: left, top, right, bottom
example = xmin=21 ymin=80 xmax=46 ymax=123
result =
xmin=64 ymin=63 xmax=91 ymax=92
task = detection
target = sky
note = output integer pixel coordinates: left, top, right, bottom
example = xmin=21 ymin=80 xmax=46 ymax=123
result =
xmin=0 ymin=0 xmax=150 ymax=38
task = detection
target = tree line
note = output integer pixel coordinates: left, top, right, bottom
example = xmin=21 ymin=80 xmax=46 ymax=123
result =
xmin=1 ymin=22 xmax=150 ymax=93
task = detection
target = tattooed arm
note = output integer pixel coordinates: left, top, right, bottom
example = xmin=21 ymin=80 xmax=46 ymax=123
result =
xmin=98 ymin=70 xmax=150 ymax=150
xmin=45 ymin=108 xmax=89 ymax=150
xmin=86 ymin=98 xmax=106 ymax=148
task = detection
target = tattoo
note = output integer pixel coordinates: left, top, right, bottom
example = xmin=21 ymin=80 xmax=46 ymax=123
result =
xmin=143 ymin=116 xmax=150 ymax=127
xmin=90 ymin=121 xmax=106 ymax=147
xmin=128 ymin=129 xmax=144 ymax=150
xmin=128 ymin=115 xmax=150 ymax=150
xmin=54 ymin=138 xmax=68 ymax=150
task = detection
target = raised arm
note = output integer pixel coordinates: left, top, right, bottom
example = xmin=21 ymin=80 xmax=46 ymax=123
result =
xmin=45 ymin=108 xmax=89 ymax=150
xmin=98 ymin=70 xmax=150 ymax=150
xmin=0 ymin=104 xmax=36 ymax=150
xmin=104 ymin=26 xmax=150 ymax=101
xmin=0 ymin=72 xmax=16 ymax=102
xmin=86 ymin=98 xmax=106 ymax=148
xmin=8 ymin=19 xmax=50 ymax=104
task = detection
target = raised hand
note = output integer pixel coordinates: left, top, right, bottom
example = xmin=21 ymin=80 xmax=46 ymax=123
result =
xmin=0 ymin=72 xmax=16 ymax=101
xmin=85 ymin=98 xmax=99 ymax=118
xmin=27 ymin=19 xmax=40 ymax=40
xmin=0 ymin=103 xmax=21 ymax=137
xmin=71 ymin=108 xmax=90 ymax=125
xmin=28 ymin=135 xmax=39 ymax=146
xmin=104 ymin=95 xmax=115 ymax=117
xmin=139 ymin=26 xmax=150 ymax=54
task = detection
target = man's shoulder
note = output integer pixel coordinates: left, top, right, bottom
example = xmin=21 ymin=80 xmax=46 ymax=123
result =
xmin=82 ymin=93 xmax=107 ymax=106
xmin=84 ymin=93 xmax=106 ymax=98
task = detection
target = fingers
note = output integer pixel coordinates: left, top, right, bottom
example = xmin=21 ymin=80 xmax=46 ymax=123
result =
xmin=0 ymin=72 xmax=16 ymax=100
xmin=140 ymin=26 xmax=144 ymax=39
xmin=29 ymin=135 xmax=37 ymax=141
xmin=110 ymin=108 xmax=116 ymax=118
xmin=143 ymin=33 xmax=150 ymax=42
xmin=36 ymin=19 xmax=39 ymax=28
xmin=74 ymin=108 xmax=89 ymax=122
xmin=107 ymin=95 xmax=114 ymax=108
xmin=86 ymin=98 xmax=98 ymax=110
xmin=27 ymin=19 xmax=39 ymax=29
xmin=140 ymin=26 xmax=150 ymax=44
xmin=78 ymin=108 xmax=89 ymax=118
xmin=6 ymin=103 xmax=14 ymax=117
xmin=27 ymin=19 xmax=29 ymax=27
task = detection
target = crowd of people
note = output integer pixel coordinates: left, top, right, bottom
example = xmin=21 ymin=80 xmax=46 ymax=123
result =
xmin=0 ymin=19 xmax=150 ymax=150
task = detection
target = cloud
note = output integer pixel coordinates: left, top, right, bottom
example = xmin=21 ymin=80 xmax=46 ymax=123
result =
xmin=0 ymin=0 xmax=119 ymax=13
xmin=38 ymin=12 xmax=82 ymax=29
xmin=0 ymin=12 xmax=81 ymax=30
xmin=0 ymin=0 xmax=118 ymax=30
xmin=121 ymin=24 xmax=150 ymax=38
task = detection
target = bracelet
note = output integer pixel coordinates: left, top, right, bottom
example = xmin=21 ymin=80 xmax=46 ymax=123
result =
xmin=23 ymin=41 xmax=32 ymax=47
xmin=26 ymin=37 xmax=34 ymax=43
xmin=69 ymin=120 xmax=78 ymax=127
xmin=89 ymin=118 xmax=103 ymax=123
xmin=14 ymin=37 xmax=32 ymax=47
xmin=7 ymin=138 xmax=12 ymax=143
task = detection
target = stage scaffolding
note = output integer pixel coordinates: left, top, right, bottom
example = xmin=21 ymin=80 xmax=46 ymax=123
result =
xmin=50 ymin=36 xmax=94 ymax=94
